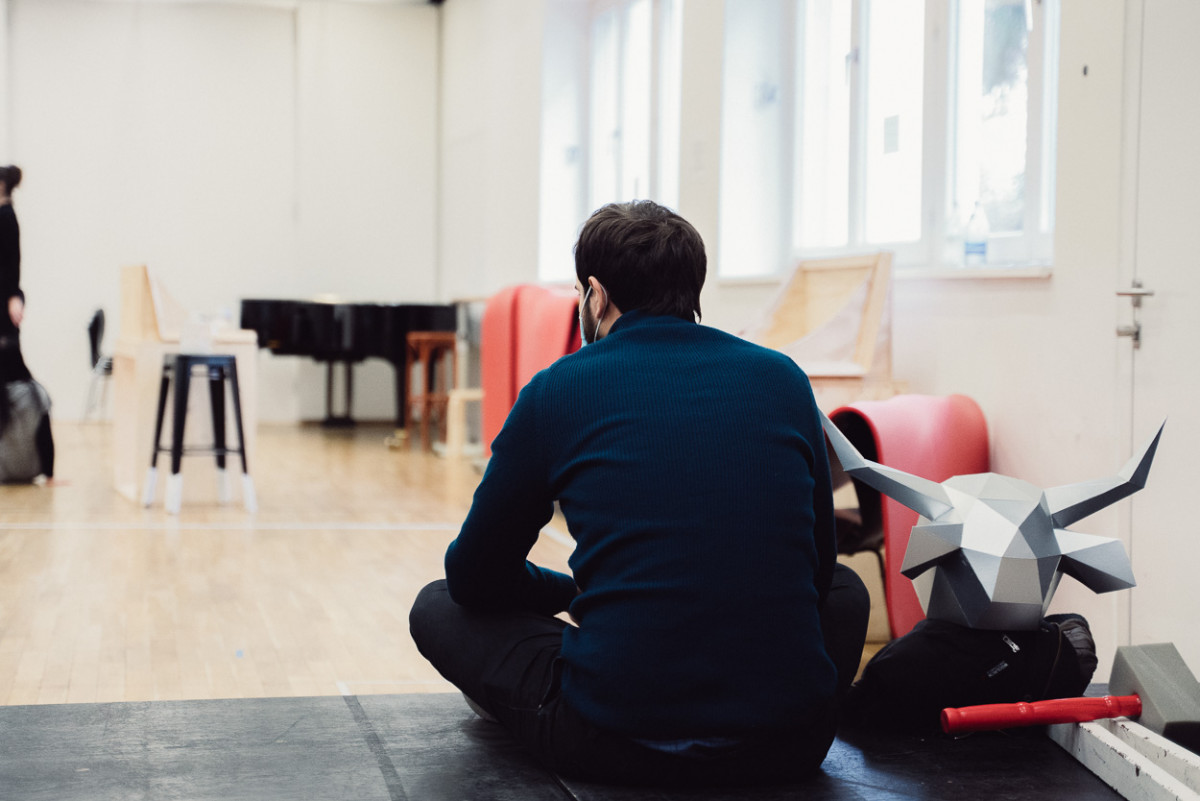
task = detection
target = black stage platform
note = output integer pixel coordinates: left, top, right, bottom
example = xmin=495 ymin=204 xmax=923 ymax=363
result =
xmin=0 ymin=693 xmax=1121 ymax=800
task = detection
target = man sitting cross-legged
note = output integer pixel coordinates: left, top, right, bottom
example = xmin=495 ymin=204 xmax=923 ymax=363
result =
xmin=410 ymin=200 xmax=869 ymax=787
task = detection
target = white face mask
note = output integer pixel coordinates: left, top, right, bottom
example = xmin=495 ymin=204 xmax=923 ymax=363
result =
xmin=579 ymin=284 xmax=610 ymax=346
xmin=578 ymin=285 xmax=593 ymax=346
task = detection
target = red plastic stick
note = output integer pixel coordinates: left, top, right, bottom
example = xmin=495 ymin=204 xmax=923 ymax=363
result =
xmin=941 ymin=695 xmax=1143 ymax=734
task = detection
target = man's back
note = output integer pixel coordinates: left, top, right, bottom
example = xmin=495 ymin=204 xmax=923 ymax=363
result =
xmin=459 ymin=310 xmax=838 ymax=740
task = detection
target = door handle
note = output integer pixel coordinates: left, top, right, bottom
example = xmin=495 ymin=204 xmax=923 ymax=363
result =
xmin=1117 ymin=282 xmax=1155 ymax=308
xmin=1116 ymin=322 xmax=1141 ymax=348
xmin=1116 ymin=281 xmax=1150 ymax=348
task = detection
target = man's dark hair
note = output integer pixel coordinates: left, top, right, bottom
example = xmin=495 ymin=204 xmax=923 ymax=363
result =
xmin=574 ymin=200 xmax=706 ymax=321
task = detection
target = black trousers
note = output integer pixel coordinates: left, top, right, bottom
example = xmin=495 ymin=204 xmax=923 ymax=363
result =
xmin=409 ymin=563 xmax=870 ymax=787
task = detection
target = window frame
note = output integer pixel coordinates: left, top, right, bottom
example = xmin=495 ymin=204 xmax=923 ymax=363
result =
xmin=584 ymin=0 xmax=681 ymax=213
xmin=538 ymin=0 xmax=682 ymax=283
xmin=722 ymin=0 xmax=1059 ymax=277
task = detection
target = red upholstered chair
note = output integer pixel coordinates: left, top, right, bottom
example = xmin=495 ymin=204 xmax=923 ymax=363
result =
xmin=481 ymin=285 xmax=581 ymax=456
xmin=480 ymin=286 xmax=521 ymax=456
xmin=515 ymin=285 xmax=581 ymax=390
xmin=828 ymin=394 xmax=989 ymax=639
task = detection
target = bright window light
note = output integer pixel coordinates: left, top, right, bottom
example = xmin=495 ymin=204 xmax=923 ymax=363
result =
xmin=722 ymin=0 xmax=1060 ymax=275
xmin=541 ymin=0 xmax=683 ymax=282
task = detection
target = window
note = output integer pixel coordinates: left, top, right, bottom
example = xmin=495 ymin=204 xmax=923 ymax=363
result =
xmin=720 ymin=0 xmax=1060 ymax=277
xmin=539 ymin=0 xmax=682 ymax=282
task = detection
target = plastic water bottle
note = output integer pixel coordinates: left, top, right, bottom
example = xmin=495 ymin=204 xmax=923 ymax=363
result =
xmin=964 ymin=202 xmax=989 ymax=266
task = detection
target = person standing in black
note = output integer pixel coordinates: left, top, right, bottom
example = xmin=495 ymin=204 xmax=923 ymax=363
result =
xmin=0 ymin=165 xmax=55 ymax=483
xmin=0 ymin=164 xmax=30 ymax=380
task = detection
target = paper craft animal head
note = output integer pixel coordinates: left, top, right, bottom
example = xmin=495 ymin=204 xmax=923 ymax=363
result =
xmin=823 ymin=415 xmax=1164 ymax=631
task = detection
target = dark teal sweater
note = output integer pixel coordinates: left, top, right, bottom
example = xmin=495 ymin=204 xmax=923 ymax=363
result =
xmin=445 ymin=310 xmax=837 ymax=739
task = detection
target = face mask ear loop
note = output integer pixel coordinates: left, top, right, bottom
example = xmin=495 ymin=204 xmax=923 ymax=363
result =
xmin=579 ymin=285 xmax=593 ymax=346
xmin=579 ymin=283 xmax=610 ymax=345
xmin=594 ymin=287 xmax=608 ymax=343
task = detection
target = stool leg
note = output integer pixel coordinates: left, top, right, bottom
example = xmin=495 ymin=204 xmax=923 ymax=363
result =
xmin=143 ymin=365 xmax=172 ymax=507
xmin=227 ymin=360 xmax=257 ymax=513
xmin=166 ymin=356 xmax=190 ymax=515
xmin=394 ymin=351 xmax=407 ymax=432
xmin=439 ymin=344 xmax=457 ymax=444
xmin=445 ymin=391 xmax=466 ymax=457
xmin=421 ymin=344 xmax=435 ymax=450
xmin=403 ymin=341 xmax=417 ymax=441
xmin=209 ymin=364 xmax=230 ymax=503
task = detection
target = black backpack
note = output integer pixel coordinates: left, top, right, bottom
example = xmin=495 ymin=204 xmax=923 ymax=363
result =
xmin=843 ymin=613 xmax=1099 ymax=733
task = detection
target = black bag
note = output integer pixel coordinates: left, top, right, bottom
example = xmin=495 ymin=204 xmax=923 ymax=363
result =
xmin=843 ymin=613 xmax=1098 ymax=733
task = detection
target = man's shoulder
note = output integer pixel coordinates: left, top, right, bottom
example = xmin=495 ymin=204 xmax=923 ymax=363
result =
xmin=515 ymin=349 xmax=584 ymax=398
xmin=701 ymin=326 xmax=805 ymax=369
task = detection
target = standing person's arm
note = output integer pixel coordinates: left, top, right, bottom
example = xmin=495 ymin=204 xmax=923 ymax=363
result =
xmin=8 ymin=296 xmax=23 ymax=328
xmin=0 ymin=210 xmax=23 ymax=327
xmin=444 ymin=378 xmax=577 ymax=615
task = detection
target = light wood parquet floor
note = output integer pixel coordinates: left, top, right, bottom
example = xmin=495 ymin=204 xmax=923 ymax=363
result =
xmin=0 ymin=421 xmax=886 ymax=708
xmin=0 ymin=421 xmax=573 ymax=707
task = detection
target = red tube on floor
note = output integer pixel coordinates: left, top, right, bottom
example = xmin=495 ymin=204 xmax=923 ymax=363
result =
xmin=941 ymin=695 xmax=1143 ymax=734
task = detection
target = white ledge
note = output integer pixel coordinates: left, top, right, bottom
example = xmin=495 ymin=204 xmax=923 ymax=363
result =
xmin=899 ymin=264 xmax=1053 ymax=280
xmin=716 ymin=264 xmax=1053 ymax=286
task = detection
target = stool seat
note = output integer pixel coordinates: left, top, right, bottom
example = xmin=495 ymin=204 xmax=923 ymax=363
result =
xmin=404 ymin=331 xmax=458 ymax=451
xmin=143 ymin=353 xmax=257 ymax=514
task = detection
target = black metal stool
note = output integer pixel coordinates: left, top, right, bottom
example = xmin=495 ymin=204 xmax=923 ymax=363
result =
xmin=142 ymin=354 xmax=257 ymax=514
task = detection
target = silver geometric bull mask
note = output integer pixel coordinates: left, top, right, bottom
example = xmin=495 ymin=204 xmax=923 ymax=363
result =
xmin=823 ymin=415 xmax=1164 ymax=631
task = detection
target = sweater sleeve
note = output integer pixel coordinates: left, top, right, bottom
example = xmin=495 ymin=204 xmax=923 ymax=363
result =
xmin=800 ymin=375 xmax=837 ymax=605
xmin=444 ymin=376 xmax=577 ymax=615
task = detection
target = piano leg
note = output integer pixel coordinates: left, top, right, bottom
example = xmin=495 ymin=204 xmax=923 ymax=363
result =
xmin=322 ymin=360 xmax=356 ymax=428
xmin=385 ymin=354 xmax=410 ymax=449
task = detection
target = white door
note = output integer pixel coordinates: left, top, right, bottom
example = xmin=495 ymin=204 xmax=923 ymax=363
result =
xmin=1120 ymin=0 xmax=1200 ymax=673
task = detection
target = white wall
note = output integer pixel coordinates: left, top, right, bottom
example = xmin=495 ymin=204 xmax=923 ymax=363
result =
xmin=4 ymin=0 xmax=438 ymax=423
xmin=292 ymin=2 xmax=440 ymax=421
xmin=439 ymin=0 xmax=547 ymax=301
xmin=0 ymin=1 xmax=9 ymax=160
xmin=537 ymin=0 xmax=588 ymax=282
xmin=676 ymin=0 xmax=724 ymax=287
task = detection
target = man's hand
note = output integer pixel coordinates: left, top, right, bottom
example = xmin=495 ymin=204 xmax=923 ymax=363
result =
xmin=8 ymin=296 xmax=23 ymax=328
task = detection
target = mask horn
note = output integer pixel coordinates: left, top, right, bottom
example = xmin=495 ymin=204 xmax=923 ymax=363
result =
xmin=821 ymin=413 xmax=954 ymax=521
xmin=1046 ymin=421 xmax=1165 ymax=529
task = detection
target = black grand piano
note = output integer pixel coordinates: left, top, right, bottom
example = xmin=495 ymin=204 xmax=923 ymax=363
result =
xmin=240 ymin=299 xmax=457 ymax=428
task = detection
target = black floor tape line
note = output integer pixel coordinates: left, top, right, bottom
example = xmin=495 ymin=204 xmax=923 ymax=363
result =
xmin=343 ymin=695 xmax=410 ymax=801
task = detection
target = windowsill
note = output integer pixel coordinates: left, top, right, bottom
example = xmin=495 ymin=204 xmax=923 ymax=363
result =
xmin=716 ymin=275 xmax=795 ymax=288
xmin=898 ymin=262 xmax=1053 ymax=280
xmin=716 ymin=262 xmax=1053 ymax=286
